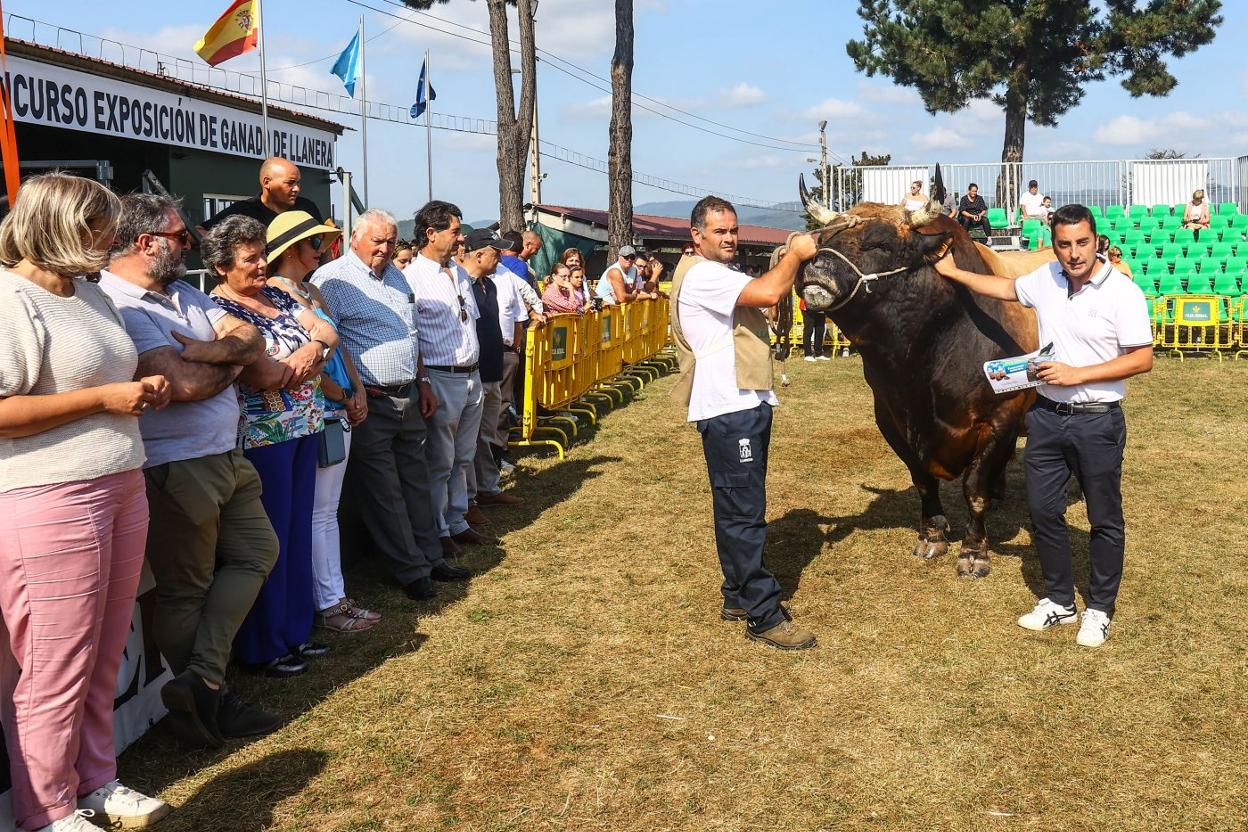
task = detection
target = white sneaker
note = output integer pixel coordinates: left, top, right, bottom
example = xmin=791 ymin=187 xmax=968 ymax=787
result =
xmin=78 ymin=780 xmax=171 ymax=829
xmin=803 ymin=356 xmax=817 ymax=362
xmin=1077 ymin=609 xmax=1111 ymax=647
xmin=34 ymin=810 xmax=99 ymax=832
xmin=1017 ymin=598 xmax=1078 ymax=631
xmin=816 ymin=355 xmax=831 ymax=361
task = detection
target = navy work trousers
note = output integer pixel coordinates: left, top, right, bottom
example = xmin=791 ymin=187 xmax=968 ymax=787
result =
xmin=1024 ymin=402 xmax=1128 ymax=614
xmin=697 ymin=403 xmax=785 ymax=631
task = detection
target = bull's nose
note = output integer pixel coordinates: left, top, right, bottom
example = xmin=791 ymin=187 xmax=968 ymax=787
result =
xmin=803 ymin=284 xmax=836 ymax=310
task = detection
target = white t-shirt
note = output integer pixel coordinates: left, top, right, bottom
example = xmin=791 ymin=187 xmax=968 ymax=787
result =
xmin=596 ymin=262 xmax=637 ymax=304
xmin=1020 ymin=190 xmax=1045 ymax=218
xmin=491 ymin=266 xmax=530 ymax=347
xmin=1014 ymin=259 xmax=1153 ymax=404
xmin=677 ymin=259 xmax=779 ymax=422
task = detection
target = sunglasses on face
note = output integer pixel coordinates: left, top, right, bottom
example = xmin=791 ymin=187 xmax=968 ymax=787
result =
xmin=306 ymin=236 xmax=324 ymax=251
xmin=151 ymin=228 xmax=193 ymax=247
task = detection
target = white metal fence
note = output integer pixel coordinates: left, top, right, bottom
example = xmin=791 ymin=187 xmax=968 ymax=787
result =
xmin=834 ymin=157 xmax=1248 ymax=220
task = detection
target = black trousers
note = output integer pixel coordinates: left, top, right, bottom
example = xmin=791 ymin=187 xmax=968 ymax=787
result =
xmin=802 ymin=311 xmax=827 ymax=357
xmin=960 ymin=216 xmax=992 ymax=237
xmin=697 ymin=403 xmax=784 ymax=630
xmin=1024 ymin=403 xmax=1127 ymax=614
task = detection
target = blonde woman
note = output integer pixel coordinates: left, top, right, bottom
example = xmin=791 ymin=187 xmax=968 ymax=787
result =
xmin=1107 ymin=245 xmax=1133 ymax=277
xmin=1183 ymin=189 xmax=1211 ymax=236
xmin=0 ymin=174 xmax=172 ymax=830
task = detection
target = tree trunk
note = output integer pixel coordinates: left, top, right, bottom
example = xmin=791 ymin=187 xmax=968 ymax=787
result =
xmin=608 ymin=0 xmax=634 ymax=261
xmin=996 ymin=83 xmax=1027 ymax=219
xmin=486 ymin=0 xmax=536 ymax=233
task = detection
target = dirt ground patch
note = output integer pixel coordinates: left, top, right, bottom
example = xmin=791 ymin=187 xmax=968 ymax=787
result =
xmin=120 ymin=357 xmax=1248 ymax=831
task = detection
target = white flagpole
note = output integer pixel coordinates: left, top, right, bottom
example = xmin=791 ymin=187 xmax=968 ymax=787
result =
xmin=425 ymin=49 xmax=433 ymax=202
xmin=359 ymin=16 xmax=369 ymax=207
xmin=257 ymin=0 xmax=270 ymax=156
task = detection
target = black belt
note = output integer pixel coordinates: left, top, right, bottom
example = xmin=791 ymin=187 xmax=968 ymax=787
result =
xmin=1034 ymin=396 xmax=1120 ymax=415
xmin=425 ymin=363 xmax=479 ymax=374
xmin=364 ymin=381 xmax=416 ymax=398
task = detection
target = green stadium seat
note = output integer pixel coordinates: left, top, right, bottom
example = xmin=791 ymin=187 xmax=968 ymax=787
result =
xmin=1209 ymin=241 xmax=1234 ymax=260
xmin=1172 ymin=259 xmax=1197 ymax=279
xmin=1136 ymin=216 xmax=1163 ymax=234
xmin=1020 ymin=218 xmax=1041 ymax=238
xmin=1212 ymin=273 xmax=1242 ymax=297
xmin=1216 ymin=201 xmax=1238 ymax=214
xmin=1106 ymin=205 xmax=1126 ymax=220
xmin=1088 ymin=206 xmax=1105 ymax=222
xmin=1159 ymin=242 xmax=1184 ymax=261
xmin=1172 ymin=203 xmax=1189 ymax=218
xmin=1143 ymin=230 xmax=1168 ymax=248
xmin=1121 ymin=230 xmax=1145 ymax=248
xmin=1186 ymin=275 xmax=1214 ymax=294
xmin=1157 ymin=273 xmax=1186 ymax=295
xmin=1224 ymin=255 xmax=1248 ymax=275
xmin=986 ymin=207 xmax=1007 ymax=229
xmin=1133 ymin=274 xmax=1157 ymax=296
xmin=1150 ymin=203 xmax=1172 ymax=218
xmin=1128 ymin=205 xmax=1148 ymax=223
xmin=1140 ymin=257 xmax=1167 ymax=275
xmin=1229 ymin=214 xmax=1248 ymax=231
xmin=1172 ymin=228 xmax=1196 ymax=252
xmin=1194 ymin=256 xmax=1221 ymax=274
xmin=1160 ymin=214 xmax=1182 ymax=231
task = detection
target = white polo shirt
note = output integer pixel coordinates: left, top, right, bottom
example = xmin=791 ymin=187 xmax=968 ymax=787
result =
xmin=403 ymin=253 xmax=480 ymax=366
xmin=1020 ymin=190 xmax=1045 ymax=217
xmin=491 ymin=266 xmax=530 ymax=347
xmin=678 ymin=259 xmax=779 ymax=422
xmin=1014 ymin=258 xmax=1153 ymax=404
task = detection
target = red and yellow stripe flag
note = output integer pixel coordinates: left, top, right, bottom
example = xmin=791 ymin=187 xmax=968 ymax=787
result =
xmin=194 ymin=0 xmax=260 ymax=67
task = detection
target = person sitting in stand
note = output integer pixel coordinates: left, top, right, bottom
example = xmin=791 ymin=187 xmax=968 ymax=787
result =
xmin=1020 ymin=180 xmax=1046 ymax=220
xmin=541 ymin=263 xmax=584 ymax=314
xmin=899 ymin=180 xmax=927 ymax=212
xmin=958 ymin=183 xmax=991 ymax=237
xmin=1183 ymin=189 xmax=1211 ymax=239
xmin=943 ymin=190 xmax=959 ymax=219
xmin=1039 ymin=195 xmax=1054 ymax=220
xmin=1107 ymin=245 xmax=1133 ymax=277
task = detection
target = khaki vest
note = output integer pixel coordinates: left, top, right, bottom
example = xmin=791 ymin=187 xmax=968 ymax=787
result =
xmin=669 ymin=254 xmax=773 ymax=407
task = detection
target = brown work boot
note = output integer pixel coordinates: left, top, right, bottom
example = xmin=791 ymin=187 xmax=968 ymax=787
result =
xmin=476 ymin=490 xmax=525 ymax=506
xmin=465 ymin=504 xmax=491 ymax=526
xmin=746 ymin=619 xmax=817 ymax=650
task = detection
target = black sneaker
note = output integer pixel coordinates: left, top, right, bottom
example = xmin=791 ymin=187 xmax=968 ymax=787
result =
xmin=403 ymin=576 xmax=438 ymax=600
xmin=259 ymin=654 xmax=307 ymax=678
xmin=431 ymin=562 xmax=471 ymax=582
xmin=160 ymin=671 xmax=224 ymax=748
xmin=217 ymin=690 xmax=282 ymax=738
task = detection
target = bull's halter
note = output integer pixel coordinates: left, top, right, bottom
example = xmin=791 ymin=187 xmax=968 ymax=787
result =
xmin=811 ymin=244 xmax=911 ymax=311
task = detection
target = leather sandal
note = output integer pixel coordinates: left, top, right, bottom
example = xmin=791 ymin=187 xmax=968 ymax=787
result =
xmin=316 ymin=602 xmax=377 ymax=633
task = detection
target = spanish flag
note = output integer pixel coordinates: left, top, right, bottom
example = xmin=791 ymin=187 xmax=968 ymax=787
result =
xmin=194 ymin=0 xmax=260 ymax=67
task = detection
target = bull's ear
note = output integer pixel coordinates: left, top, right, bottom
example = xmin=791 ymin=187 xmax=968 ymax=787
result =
xmin=915 ymin=229 xmax=953 ymax=264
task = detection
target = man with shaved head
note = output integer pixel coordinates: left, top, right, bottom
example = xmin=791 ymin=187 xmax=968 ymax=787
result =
xmin=202 ymin=156 xmax=325 ymax=230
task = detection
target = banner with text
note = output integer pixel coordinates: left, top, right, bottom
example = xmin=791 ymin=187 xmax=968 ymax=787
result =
xmin=2 ymin=55 xmax=337 ymax=170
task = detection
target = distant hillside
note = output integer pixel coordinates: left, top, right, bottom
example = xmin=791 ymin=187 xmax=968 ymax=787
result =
xmin=635 ymin=200 xmax=806 ymax=231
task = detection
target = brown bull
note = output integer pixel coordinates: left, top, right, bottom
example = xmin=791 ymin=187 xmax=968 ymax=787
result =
xmin=797 ymin=177 xmax=1054 ymax=577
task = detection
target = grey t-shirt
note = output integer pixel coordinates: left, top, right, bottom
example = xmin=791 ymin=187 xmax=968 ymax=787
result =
xmin=98 ymin=272 xmax=240 ymax=468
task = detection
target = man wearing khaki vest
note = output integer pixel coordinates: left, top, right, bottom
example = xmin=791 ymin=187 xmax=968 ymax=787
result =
xmin=671 ymin=195 xmax=818 ymax=649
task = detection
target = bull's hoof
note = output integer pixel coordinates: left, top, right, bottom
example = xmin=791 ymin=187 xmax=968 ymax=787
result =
xmin=971 ymin=558 xmax=991 ymax=578
xmin=956 ymin=556 xmax=992 ymax=578
xmin=956 ymin=556 xmax=974 ymax=577
xmin=913 ymin=538 xmax=949 ymax=560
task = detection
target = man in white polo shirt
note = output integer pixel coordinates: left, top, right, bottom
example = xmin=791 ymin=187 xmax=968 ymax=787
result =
xmin=671 ymin=195 xmax=819 ymax=650
xmin=934 ymin=203 xmax=1153 ymax=647
xmin=404 ymin=200 xmax=499 ymax=555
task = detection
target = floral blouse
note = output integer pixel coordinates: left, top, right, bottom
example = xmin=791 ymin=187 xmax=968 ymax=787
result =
xmin=212 ymin=286 xmax=324 ymax=449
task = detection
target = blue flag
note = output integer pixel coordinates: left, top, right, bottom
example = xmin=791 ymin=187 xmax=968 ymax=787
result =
xmin=410 ymin=57 xmax=437 ymax=118
xmin=331 ymin=31 xmax=362 ymax=97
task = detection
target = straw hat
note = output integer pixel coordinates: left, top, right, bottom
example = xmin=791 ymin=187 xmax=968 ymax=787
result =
xmin=266 ymin=210 xmax=341 ymax=263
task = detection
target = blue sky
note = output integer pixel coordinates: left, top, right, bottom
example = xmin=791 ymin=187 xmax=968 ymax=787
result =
xmin=10 ymin=0 xmax=1248 ymax=222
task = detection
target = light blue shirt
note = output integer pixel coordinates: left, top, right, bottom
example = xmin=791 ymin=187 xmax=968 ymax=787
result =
xmin=97 ymin=271 xmax=240 ymax=468
xmin=311 ymin=250 xmax=421 ymax=387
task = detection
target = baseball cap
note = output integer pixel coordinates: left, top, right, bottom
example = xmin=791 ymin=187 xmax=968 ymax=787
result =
xmin=618 ymin=245 xmax=637 ymax=258
xmin=464 ymin=228 xmax=510 ymax=253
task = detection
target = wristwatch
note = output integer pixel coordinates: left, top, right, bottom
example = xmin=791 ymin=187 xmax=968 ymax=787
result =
xmin=417 ymin=376 xmax=432 ymax=386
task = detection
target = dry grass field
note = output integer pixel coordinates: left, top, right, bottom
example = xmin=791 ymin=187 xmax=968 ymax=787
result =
xmin=120 ymin=357 xmax=1248 ymax=831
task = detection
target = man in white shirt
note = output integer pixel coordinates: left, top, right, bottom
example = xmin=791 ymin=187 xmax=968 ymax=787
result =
xmin=491 ymin=258 xmax=530 ymax=457
xmin=596 ymin=245 xmax=640 ymax=305
xmin=1020 ymin=180 xmax=1046 ymax=220
xmin=404 ymin=200 xmax=499 ymax=551
xmin=673 ymin=195 xmax=818 ymax=650
xmin=934 ymin=204 xmax=1153 ymax=647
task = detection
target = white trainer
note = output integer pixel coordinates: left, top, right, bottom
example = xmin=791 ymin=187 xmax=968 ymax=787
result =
xmin=803 ymin=355 xmax=817 ymax=362
xmin=1077 ymin=608 xmax=1112 ymax=647
xmin=78 ymin=780 xmax=171 ymax=829
xmin=33 ymin=810 xmax=99 ymax=832
xmin=1017 ymin=598 xmax=1078 ymax=631
xmin=816 ymin=355 xmax=831 ymax=361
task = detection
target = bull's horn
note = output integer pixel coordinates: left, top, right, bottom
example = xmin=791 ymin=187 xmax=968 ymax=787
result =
xmin=907 ymin=199 xmax=942 ymax=228
xmin=799 ymin=173 xmax=839 ymax=226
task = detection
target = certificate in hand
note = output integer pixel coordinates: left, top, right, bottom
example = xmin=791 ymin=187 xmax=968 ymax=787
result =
xmin=983 ymin=342 xmax=1055 ymax=394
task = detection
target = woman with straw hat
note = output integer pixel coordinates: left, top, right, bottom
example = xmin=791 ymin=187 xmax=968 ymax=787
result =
xmin=266 ymin=211 xmax=382 ymax=634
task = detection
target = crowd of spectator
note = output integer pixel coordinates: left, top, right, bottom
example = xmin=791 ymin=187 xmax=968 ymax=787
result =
xmin=0 ymin=156 xmax=670 ymax=832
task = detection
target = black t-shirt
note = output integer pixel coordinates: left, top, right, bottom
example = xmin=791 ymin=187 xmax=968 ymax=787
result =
xmin=202 ymin=194 xmax=324 ymax=231
xmin=958 ymin=194 xmax=987 ymax=217
xmin=471 ymin=274 xmax=504 ymax=383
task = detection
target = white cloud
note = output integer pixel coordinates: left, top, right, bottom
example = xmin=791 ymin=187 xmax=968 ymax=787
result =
xmin=532 ymin=0 xmax=616 ymax=62
xmin=910 ymin=126 xmax=971 ymax=151
xmin=801 ymin=97 xmax=869 ymax=121
xmin=856 ymin=81 xmax=920 ymax=107
xmin=964 ymin=99 xmax=1000 ymax=122
xmin=1092 ymin=111 xmax=1206 ymax=146
xmin=716 ymin=82 xmax=766 ymax=109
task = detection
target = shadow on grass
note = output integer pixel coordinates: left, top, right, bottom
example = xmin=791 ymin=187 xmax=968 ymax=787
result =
xmin=768 ymin=508 xmax=838 ymax=598
xmin=158 ymin=748 xmax=327 ymax=832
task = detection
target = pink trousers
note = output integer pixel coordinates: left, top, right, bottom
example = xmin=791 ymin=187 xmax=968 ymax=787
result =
xmin=0 ymin=469 xmax=148 ymax=830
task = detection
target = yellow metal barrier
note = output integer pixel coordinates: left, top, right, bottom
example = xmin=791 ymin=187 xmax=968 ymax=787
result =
xmin=1158 ymin=295 xmax=1235 ymax=361
xmin=509 ymin=297 xmax=673 ymax=458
